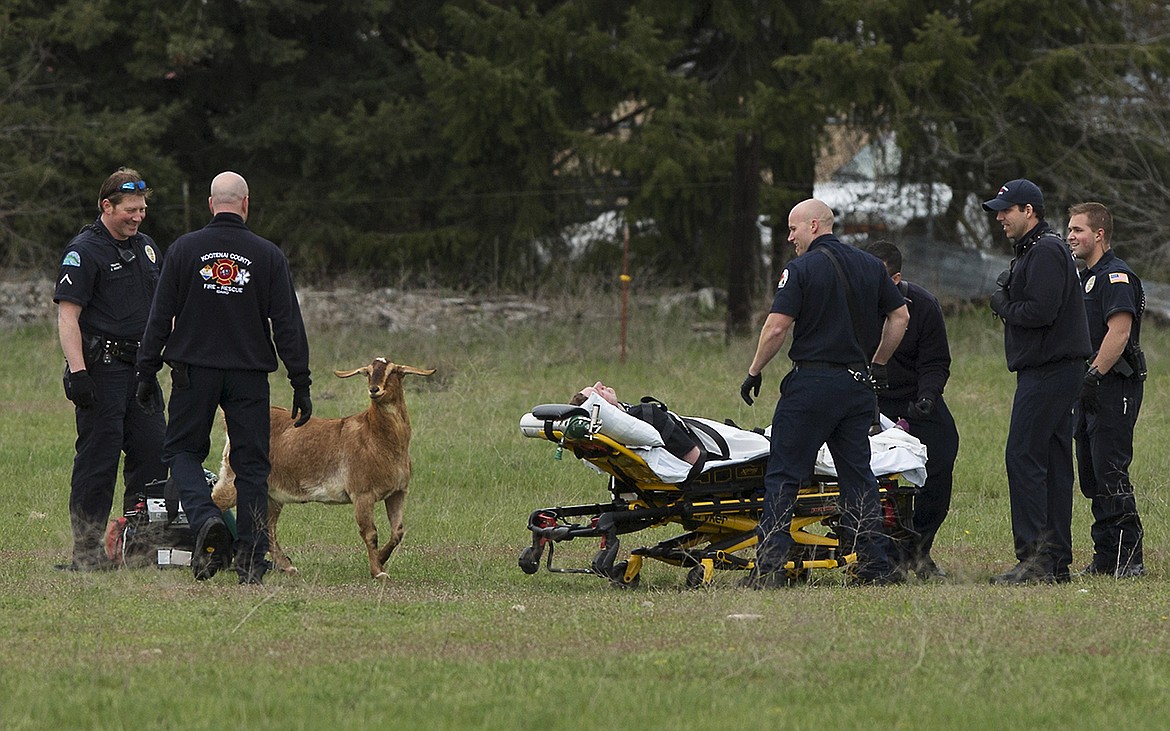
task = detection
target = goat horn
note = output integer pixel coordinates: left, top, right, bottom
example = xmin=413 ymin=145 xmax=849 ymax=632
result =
xmin=399 ymin=365 xmax=436 ymax=377
xmin=334 ymin=366 xmax=371 ymax=379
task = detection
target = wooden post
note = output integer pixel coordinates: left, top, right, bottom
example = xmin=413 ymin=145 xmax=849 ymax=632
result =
xmin=620 ymin=221 xmax=631 ymax=364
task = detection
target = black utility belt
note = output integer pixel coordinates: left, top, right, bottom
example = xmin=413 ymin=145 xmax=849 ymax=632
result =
xmin=82 ymin=333 xmax=139 ymax=365
xmin=793 ymin=361 xmax=860 ymax=371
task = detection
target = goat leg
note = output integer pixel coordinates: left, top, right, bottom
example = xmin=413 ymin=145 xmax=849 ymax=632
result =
xmin=268 ymin=501 xmax=297 ymax=574
xmin=377 ymin=491 xmax=407 ymax=568
xmin=353 ymin=495 xmax=388 ymax=580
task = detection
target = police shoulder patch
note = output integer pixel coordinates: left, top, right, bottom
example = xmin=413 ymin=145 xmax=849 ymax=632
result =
xmin=145 ymin=245 xmax=157 ymax=264
xmin=777 ymin=268 xmax=790 ymax=289
xmin=1109 ymin=271 xmax=1130 ymax=284
xmin=62 ymin=251 xmax=81 ymax=267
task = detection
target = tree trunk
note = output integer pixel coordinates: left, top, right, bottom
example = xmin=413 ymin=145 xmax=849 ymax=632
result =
xmin=726 ymin=132 xmax=762 ymax=338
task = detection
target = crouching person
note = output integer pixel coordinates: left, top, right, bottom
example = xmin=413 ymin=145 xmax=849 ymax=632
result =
xmin=135 ymin=171 xmax=312 ymax=584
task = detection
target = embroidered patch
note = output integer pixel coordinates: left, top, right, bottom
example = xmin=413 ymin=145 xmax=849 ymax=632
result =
xmin=145 ymin=244 xmax=157 ymax=264
xmin=777 ymin=269 xmax=790 ymax=289
xmin=1084 ymin=275 xmax=1096 ymax=293
xmin=1109 ymin=272 xmax=1130 ymax=284
xmin=62 ymin=251 xmax=81 ymax=267
xmin=200 ymin=257 xmax=251 ymax=294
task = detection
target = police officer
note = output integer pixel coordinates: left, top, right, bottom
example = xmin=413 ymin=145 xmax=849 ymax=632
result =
xmin=861 ymin=240 xmax=960 ymax=580
xmin=740 ymin=199 xmax=909 ymax=587
xmin=135 ymin=171 xmax=311 ymax=585
xmin=53 ymin=168 xmax=168 ymax=571
xmin=985 ymin=179 xmax=1091 ymax=585
xmin=1066 ymin=202 xmax=1146 ymax=578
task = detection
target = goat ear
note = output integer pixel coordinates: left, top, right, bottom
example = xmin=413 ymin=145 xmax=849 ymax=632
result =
xmin=399 ymin=366 xmax=436 ymax=378
xmin=334 ymin=366 xmax=371 ymax=379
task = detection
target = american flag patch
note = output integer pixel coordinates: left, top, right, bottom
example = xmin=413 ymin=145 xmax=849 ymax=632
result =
xmin=1109 ymin=272 xmax=1130 ymax=284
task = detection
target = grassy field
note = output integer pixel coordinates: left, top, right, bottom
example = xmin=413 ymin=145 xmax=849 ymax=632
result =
xmin=2 ymin=292 xmax=1170 ymax=730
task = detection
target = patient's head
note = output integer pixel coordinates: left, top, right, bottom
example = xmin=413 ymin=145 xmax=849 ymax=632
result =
xmin=571 ymin=381 xmax=621 ymax=407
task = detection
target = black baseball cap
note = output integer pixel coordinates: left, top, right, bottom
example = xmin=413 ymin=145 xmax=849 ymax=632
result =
xmin=982 ymin=178 xmax=1044 ymax=211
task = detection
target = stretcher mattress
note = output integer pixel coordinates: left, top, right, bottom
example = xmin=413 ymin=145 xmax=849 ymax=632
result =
xmin=519 ymin=409 xmax=928 ymax=486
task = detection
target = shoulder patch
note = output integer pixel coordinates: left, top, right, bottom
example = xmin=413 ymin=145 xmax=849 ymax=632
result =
xmin=62 ymin=251 xmax=81 ymax=267
xmin=777 ymin=269 xmax=790 ymax=289
xmin=1109 ymin=272 xmax=1130 ymax=284
xmin=145 ymin=244 xmax=157 ymax=264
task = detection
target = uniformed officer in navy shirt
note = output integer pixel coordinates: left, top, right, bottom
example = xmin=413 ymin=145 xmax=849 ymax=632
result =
xmin=135 ymin=171 xmax=312 ymax=585
xmin=740 ymin=199 xmax=909 ymax=587
xmin=861 ymin=240 xmax=960 ymax=580
xmin=1066 ymin=202 xmax=1146 ymax=578
xmin=52 ymin=168 xmax=168 ymax=571
xmin=985 ymin=179 xmax=1091 ymax=585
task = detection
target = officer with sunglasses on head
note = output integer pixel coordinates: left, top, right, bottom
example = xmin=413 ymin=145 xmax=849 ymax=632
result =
xmin=53 ymin=168 xmax=168 ymax=571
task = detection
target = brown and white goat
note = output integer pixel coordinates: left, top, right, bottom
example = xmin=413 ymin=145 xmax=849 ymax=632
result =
xmin=211 ymin=358 xmax=435 ymax=579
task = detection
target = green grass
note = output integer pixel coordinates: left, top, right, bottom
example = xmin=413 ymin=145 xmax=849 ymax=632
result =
xmin=3 ymin=294 xmax=1170 ymax=730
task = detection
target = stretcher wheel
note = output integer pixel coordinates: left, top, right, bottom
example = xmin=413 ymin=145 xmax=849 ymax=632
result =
xmin=609 ymin=560 xmax=640 ymax=589
xmin=518 ymin=546 xmax=542 ymax=574
xmin=685 ymin=560 xmax=715 ymax=589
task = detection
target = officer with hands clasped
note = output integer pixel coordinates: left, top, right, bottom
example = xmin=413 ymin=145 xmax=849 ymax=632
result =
xmin=985 ymin=179 xmax=1091 ymax=585
xmin=861 ymin=240 xmax=960 ymax=580
xmin=53 ymin=168 xmax=168 ymax=571
xmin=1066 ymin=201 xmax=1146 ymax=578
xmin=135 ymin=171 xmax=312 ymax=585
xmin=740 ymin=198 xmax=909 ymax=588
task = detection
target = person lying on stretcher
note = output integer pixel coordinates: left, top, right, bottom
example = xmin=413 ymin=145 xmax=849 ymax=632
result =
xmin=550 ymin=382 xmax=927 ymax=488
xmin=570 ymin=381 xmax=702 ymax=465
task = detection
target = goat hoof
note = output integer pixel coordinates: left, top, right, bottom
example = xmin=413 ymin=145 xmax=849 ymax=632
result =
xmin=373 ymin=571 xmax=390 ymax=581
xmin=279 ymin=565 xmax=298 ymax=575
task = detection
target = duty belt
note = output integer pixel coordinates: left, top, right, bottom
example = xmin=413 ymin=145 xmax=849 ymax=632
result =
xmin=793 ymin=361 xmax=855 ymax=370
xmin=83 ymin=333 xmax=139 ymax=365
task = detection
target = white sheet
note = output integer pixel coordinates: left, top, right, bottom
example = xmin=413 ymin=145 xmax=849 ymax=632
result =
xmin=520 ymin=410 xmax=928 ymax=486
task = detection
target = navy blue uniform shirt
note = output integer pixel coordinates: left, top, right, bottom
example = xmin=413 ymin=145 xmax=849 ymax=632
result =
xmin=886 ymin=280 xmax=950 ymax=403
xmin=998 ymin=221 xmax=1091 ymax=371
xmin=770 ymin=234 xmax=905 ymax=365
xmin=1080 ymin=249 xmax=1142 ymax=354
xmin=137 ymin=213 xmax=310 ymax=388
xmin=53 ymin=218 xmax=162 ymax=340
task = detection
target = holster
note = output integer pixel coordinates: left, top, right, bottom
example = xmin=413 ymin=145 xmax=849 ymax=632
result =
xmin=1110 ymin=348 xmax=1146 ymax=381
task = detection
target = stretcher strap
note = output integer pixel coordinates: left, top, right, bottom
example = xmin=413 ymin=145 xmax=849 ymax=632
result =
xmin=681 ymin=418 xmax=731 ymax=461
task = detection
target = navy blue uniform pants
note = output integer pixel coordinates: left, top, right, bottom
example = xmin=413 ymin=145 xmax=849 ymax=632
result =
xmin=1075 ymin=375 xmax=1144 ymax=569
xmin=69 ymin=359 xmax=167 ymax=561
xmin=758 ymin=367 xmax=894 ymax=578
xmin=1005 ymin=359 xmax=1081 ymax=572
xmin=879 ymin=395 xmax=959 ymax=564
xmin=163 ymin=366 xmax=271 ymax=569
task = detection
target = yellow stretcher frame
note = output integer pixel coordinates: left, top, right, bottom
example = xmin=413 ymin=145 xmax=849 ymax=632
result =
xmin=521 ymin=419 xmax=913 ymax=589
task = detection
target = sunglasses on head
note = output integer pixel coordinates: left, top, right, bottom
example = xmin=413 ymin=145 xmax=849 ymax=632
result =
xmin=118 ymin=180 xmax=147 ymax=192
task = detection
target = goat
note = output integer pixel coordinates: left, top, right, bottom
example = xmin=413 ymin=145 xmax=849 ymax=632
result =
xmin=211 ymin=357 xmax=435 ymax=579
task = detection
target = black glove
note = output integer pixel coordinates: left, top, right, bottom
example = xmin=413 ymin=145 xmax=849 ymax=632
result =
xmin=1081 ymin=366 xmax=1102 ymax=415
xmin=868 ymin=362 xmax=889 ymax=392
xmin=64 ymin=369 xmax=97 ymax=409
xmin=136 ymin=375 xmax=164 ymax=416
xmin=907 ymin=398 xmax=934 ymax=420
xmin=995 ymin=268 xmax=1011 ymax=289
xmin=291 ymin=388 xmax=312 ymax=427
xmin=989 ymin=289 xmax=1008 ymax=318
xmin=740 ymin=373 xmax=761 ymax=406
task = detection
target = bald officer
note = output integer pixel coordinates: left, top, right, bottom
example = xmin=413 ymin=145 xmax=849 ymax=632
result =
xmin=740 ymin=199 xmax=909 ymax=587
